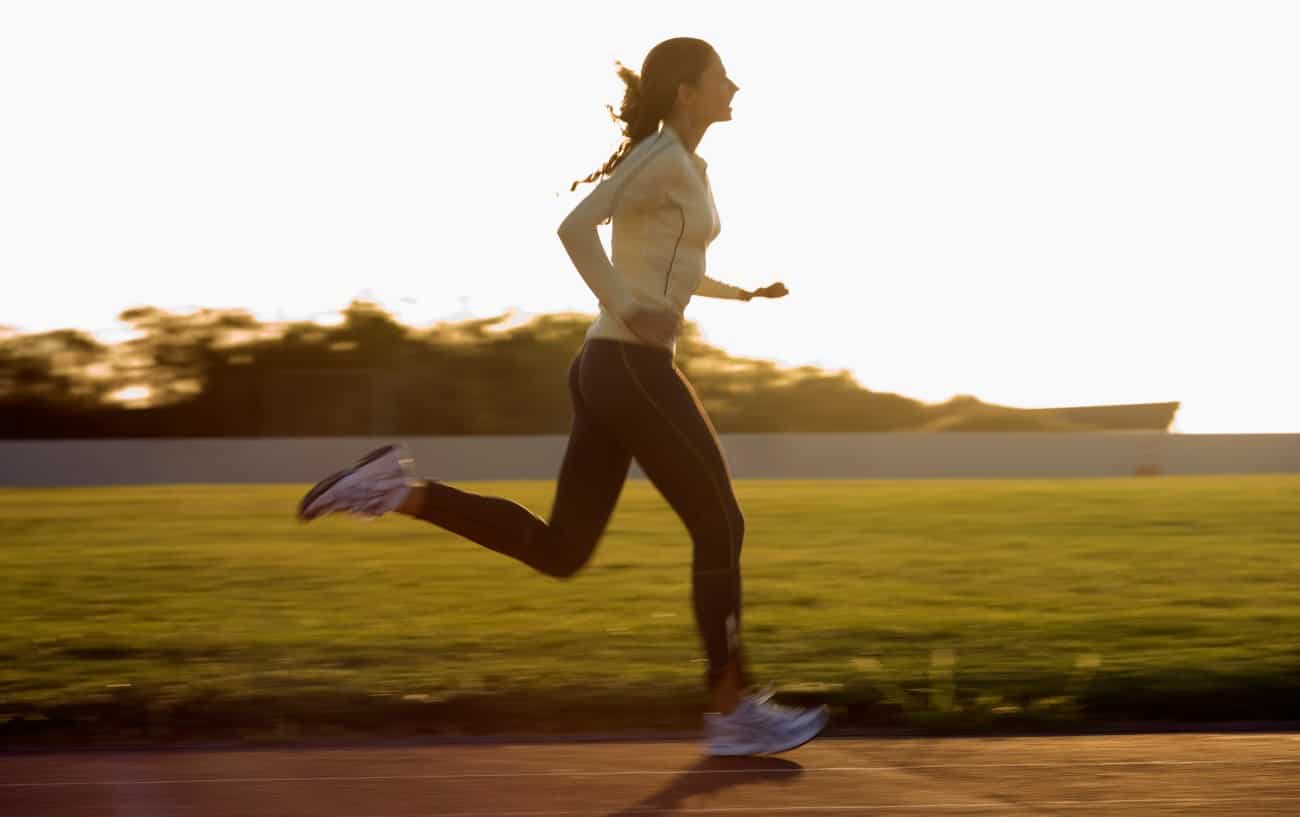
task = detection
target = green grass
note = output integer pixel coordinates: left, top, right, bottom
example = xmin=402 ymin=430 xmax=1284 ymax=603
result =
xmin=2 ymin=476 xmax=1298 ymax=745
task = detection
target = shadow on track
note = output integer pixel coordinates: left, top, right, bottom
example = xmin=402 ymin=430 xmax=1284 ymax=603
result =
xmin=603 ymin=756 xmax=803 ymax=816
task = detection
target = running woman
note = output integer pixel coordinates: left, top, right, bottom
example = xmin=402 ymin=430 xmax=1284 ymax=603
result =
xmin=297 ymin=37 xmax=828 ymax=756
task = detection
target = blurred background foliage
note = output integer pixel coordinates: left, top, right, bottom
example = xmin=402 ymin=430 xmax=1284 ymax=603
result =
xmin=0 ymin=302 xmax=1176 ymax=438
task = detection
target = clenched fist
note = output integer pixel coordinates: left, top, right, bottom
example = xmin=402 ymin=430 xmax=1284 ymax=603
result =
xmin=744 ymin=282 xmax=789 ymax=300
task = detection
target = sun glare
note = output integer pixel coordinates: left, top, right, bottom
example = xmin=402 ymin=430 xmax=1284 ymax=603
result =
xmin=107 ymin=385 xmax=152 ymax=405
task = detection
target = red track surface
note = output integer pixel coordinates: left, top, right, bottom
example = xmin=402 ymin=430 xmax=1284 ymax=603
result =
xmin=3 ymin=732 xmax=1299 ymax=816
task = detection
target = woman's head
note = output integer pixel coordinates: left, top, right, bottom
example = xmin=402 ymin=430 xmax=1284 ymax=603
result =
xmin=572 ymin=37 xmax=739 ymax=190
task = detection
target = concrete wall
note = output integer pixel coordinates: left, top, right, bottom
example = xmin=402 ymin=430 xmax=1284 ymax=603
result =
xmin=1 ymin=433 xmax=1297 ymax=486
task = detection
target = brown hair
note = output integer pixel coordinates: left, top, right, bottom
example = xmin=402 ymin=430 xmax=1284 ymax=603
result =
xmin=570 ymin=37 xmax=717 ymax=191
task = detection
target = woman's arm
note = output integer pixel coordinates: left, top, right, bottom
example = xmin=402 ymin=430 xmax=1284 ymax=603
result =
xmin=556 ymin=139 xmax=676 ymax=316
xmin=696 ymin=278 xmax=789 ymax=301
xmin=695 ymin=276 xmax=750 ymax=300
xmin=557 ymin=178 xmax=632 ymax=315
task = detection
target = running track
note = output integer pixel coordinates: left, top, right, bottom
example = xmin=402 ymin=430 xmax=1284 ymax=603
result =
xmin=3 ymin=732 xmax=1299 ymax=816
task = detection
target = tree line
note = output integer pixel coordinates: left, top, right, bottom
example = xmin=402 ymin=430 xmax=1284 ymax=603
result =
xmin=0 ymin=301 xmax=1173 ymax=438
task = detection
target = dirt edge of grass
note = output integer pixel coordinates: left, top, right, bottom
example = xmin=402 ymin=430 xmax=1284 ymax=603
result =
xmin=4 ymin=673 xmax=1298 ymax=750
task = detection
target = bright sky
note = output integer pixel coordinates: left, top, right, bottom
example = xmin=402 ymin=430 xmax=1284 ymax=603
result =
xmin=2 ymin=1 xmax=1296 ymax=433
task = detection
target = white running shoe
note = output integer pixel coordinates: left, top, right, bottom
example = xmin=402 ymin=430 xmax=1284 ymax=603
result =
xmin=297 ymin=444 xmax=417 ymax=522
xmin=705 ymin=687 xmax=830 ymax=756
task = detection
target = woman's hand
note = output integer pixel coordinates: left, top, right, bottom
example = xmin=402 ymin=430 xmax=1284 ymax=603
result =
xmin=623 ymin=305 xmax=682 ymax=346
xmin=743 ymin=282 xmax=789 ymax=301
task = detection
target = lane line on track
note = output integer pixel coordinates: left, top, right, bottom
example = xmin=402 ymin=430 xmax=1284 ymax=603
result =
xmin=4 ymin=758 xmax=1300 ymax=788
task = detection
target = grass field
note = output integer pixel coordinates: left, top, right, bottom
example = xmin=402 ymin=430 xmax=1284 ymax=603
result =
xmin=2 ymin=475 xmax=1298 ymax=745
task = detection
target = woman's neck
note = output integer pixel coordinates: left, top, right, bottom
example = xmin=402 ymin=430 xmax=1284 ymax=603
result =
xmin=662 ymin=111 xmax=709 ymax=154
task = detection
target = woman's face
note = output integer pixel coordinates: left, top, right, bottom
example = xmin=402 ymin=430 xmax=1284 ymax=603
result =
xmin=683 ymin=53 xmax=739 ymax=124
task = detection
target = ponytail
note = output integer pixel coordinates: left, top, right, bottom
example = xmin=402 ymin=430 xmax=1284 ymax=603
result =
xmin=569 ymin=38 xmax=716 ymax=192
xmin=569 ymin=63 xmax=666 ymax=191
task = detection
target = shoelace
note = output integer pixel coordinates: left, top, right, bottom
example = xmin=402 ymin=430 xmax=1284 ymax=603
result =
xmin=745 ymin=688 xmax=815 ymax=724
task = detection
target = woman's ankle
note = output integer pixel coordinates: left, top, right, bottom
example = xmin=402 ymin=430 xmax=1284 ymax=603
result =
xmin=710 ymin=660 xmax=744 ymax=714
xmin=396 ymin=481 xmax=430 ymax=517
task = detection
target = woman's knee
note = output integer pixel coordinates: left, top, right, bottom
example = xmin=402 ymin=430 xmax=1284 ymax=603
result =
xmin=718 ymin=499 xmax=745 ymax=558
xmin=546 ymin=551 xmax=591 ymax=579
xmin=537 ymin=529 xmax=599 ymax=579
xmin=731 ymin=504 xmax=745 ymax=548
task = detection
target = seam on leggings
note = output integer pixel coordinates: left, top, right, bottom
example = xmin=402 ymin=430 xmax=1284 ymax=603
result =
xmin=617 ymin=343 xmax=738 ymax=574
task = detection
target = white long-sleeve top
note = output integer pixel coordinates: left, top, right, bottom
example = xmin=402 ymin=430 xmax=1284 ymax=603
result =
xmin=558 ymin=125 xmax=748 ymax=352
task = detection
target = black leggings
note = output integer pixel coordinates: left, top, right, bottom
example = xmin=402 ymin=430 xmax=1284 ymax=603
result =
xmin=416 ymin=338 xmax=749 ymax=689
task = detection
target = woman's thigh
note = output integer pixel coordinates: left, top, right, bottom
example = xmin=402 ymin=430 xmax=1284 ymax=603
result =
xmin=580 ymin=340 xmax=742 ymax=571
xmin=542 ymin=348 xmax=634 ymax=565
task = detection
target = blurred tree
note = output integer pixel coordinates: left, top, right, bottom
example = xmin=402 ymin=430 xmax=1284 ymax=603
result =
xmin=0 ymin=302 xmax=1176 ymax=438
xmin=0 ymin=329 xmax=110 ymax=403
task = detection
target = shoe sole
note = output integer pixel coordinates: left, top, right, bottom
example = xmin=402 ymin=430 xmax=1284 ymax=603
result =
xmin=709 ymin=708 xmax=830 ymax=757
xmin=297 ymin=444 xmax=399 ymax=522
